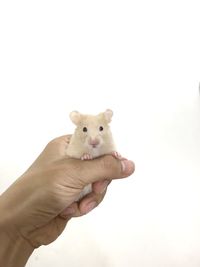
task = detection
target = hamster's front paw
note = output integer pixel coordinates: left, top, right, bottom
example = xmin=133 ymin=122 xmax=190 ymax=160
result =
xmin=81 ymin=153 xmax=93 ymax=160
xmin=111 ymin=151 xmax=122 ymax=159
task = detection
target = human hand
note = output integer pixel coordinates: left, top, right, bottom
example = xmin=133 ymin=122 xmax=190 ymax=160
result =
xmin=26 ymin=135 xmax=115 ymax=218
xmin=0 ymin=135 xmax=135 ymax=249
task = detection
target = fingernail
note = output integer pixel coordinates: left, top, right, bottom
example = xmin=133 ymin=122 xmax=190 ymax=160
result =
xmin=121 ymin=160 xmax=135 ymax=175
xmin=60 ymin=207 xmax=75 ymax=218
xmin=85 ymin=201 xmax=97 ymax=214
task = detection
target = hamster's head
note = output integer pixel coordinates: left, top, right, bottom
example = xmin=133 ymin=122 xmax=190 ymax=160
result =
xmin=69 ymin=109 xmax=113 ymax=149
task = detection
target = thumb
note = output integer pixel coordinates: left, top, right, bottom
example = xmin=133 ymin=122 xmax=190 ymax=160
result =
xmin=72 ymin=155 xmax=135 ymax=185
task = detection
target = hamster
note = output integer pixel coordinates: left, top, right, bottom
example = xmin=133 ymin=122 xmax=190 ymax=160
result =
xmin=66 ymin=109 xmax=120 ymax=199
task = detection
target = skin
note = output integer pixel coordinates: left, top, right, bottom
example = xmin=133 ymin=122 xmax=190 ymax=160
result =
xmin=0 ymin=135 xmax=135 ymax=267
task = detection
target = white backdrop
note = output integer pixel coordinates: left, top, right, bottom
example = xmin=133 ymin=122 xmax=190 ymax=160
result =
xmin=0 ymin=1 xmax=200 ymax=266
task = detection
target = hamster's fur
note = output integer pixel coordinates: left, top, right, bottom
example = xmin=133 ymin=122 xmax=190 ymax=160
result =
xmin=66 ymin=109 xmax=116 ymax=199
xmin=67 ymin=109 xmax=116 ymax=159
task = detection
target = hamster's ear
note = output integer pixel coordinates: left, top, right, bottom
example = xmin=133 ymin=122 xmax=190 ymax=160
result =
xmin=69 ymin=111 xmax=82 ymax=125
xmin=104 ymin=109 xmax=113 ymax=123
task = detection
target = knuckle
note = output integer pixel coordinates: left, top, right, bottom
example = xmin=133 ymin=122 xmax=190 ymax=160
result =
xmin=100 ymin=155 xmax=117 ymax=172
xmin=47 ymin=135 xmax=71 ymax=147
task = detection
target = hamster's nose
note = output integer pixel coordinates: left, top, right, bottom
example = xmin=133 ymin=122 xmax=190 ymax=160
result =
xmin=89 ymin=138 xmax=100 ymax=147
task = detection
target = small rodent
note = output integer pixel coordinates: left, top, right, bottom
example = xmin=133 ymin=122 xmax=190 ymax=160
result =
xmin=66 ymin=109 xmax=120 ymax=199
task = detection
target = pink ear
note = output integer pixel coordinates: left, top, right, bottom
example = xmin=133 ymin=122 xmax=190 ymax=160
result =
xmin=104 ymin=109 xmax=113 ymax=123
xmin=69 ymin=111 xmax=82 ymax=125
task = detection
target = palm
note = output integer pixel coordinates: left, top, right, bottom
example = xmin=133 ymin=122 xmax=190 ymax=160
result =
xmin=26 ymin=136 xmax=72 ymax=247
xmin=24 ymin=135 xmax=106 ymax=247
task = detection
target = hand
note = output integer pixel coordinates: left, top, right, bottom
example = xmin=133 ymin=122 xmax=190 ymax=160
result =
xmin=26 ymin=135 xmax=114 ymax=218
xmin=0 ymin=135 xmax=135 ymax=249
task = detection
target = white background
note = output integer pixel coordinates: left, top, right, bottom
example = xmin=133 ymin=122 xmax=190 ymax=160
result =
xmin=0 ymin=1 xmax=200 ymax=266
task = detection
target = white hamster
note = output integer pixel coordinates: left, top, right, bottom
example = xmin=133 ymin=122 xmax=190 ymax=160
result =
xmin=66 ymin=109 xmax=119 ymax=199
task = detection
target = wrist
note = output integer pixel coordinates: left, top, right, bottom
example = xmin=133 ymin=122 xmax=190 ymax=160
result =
xmin=0 ymin=197 xmax=34 ymax=267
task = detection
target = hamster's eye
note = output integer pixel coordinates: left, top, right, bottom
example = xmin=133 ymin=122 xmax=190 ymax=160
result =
xmin=99 ymin=126 xmax=104 ymax=131
xmin=83 ymin=127 xmax=88 ymax=132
